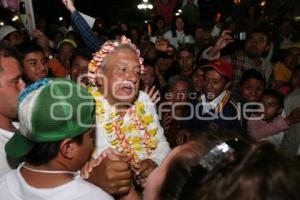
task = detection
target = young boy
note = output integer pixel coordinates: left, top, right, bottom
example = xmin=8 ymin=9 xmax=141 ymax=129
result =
xmin=248 ymin=89 xmax=300 ymax=147
xmin=186 ymin=59 xmax=242 ymax=133
xmin=0 ymin=78 xmax=113 ymax=200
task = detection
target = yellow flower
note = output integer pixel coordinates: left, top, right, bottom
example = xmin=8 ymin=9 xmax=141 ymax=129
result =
xmin=148 ymin=128 xmax=158 ymax=136
xmin=122 ymin=124 xmax=137 ymax=133
xmin=110 ymin=139 xmax=119 ymax=146
xmin=88 ymin=61 xmax=96 ymax=71
xmin=104 ymin=123 xmax=114 ymax=133
xmin=116 ymin=119 xmax=124 ymax=126
xmin=128 ymin=136 xmax=142 ymax=144
xmin=87 ymin=87 xmax=94 ymax=94
xmin=132 ymin=144 xmax=142 ymax=151
xmin=148 ymin=138 xmax=157 ymax=149
xmin=143 ymin=114 xmax=153 ymax=125
xmin=109 ymin=112 xmax=118 ymax=119
xmin=135 ymin=102 xmax=145 ymax=116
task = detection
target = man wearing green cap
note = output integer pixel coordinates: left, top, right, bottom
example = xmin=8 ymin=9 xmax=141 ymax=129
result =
xmin=0 ymin=78 xmax=113 ymax=200
xmin=0 ymin=44 xmax=25 ymax=176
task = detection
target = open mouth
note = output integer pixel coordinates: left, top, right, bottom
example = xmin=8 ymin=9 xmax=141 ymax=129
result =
xmin=121 ymin=84 xmax=135 ymax=94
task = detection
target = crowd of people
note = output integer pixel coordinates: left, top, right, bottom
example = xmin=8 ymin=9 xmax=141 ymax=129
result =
xmin=0 ymin=0 xmax=300 ymax=199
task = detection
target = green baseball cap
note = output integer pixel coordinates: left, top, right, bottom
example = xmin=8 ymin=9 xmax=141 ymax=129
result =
xmin=5 ymin=78 xmax=95 ymax=158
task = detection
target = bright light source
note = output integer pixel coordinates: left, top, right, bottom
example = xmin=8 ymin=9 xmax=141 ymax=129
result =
xmin=138 ymin=0 xmax=153 ymax=10
xmin=295 ymin=16 xmax=300 ymax=21
xmin=145 ymin=20 xmax=148 ymax=23
xmin=11 ymin=15 xmax=19 ymax=22
xmin=178 ymin=9 xmax=182 ymax=13
xmin=175 ymin=13 xmax=180 ymax=16
xmin=260 ymin=0 xmax=266 ymax=7
xmin=233 ymin=0 xmax=241 ymax=5
xmin=59 ymin=17 xmax=63 ymax=21
xmin=0 ymin=22 xmax=4 ymax=26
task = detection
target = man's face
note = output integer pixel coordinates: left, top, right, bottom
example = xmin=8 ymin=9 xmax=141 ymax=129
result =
xmin=141 ymin=65 xmax=155 ymax=88
xmin=195 ymin=27 xmax=205 ymax=41
xmin=240 ymin=78 xmax=264 ymax=102
xmin=245 ymin=32 xmax=269 ymax=58
xmin=0 ymin=57 xmax=25 ymax=119
xmin=70 ymin=55 xmax=89 ymax=86
xmin=59 ymin=43 xmax=75 ymax=67
xmin=261 ymin=95 xmax=282 ymax=121
xmin=23 ymin=51 xmax=48 ymax=84
xmin=156 ymin=19 xmax=164 ymax=30
xmin=204 ymin=69 xmax=228 ymax=101
xmin=192 ymin=68 xmax=205 ymax=91
xmin=177 ymin=50 xmax=194 ymax=72
xmin=169 ymin=80 xmax=189 ymax=103
xmin=175 ymin=18 xmax=184 ymax=31
xmin=104 ymin=48 xmax=141 ymax=106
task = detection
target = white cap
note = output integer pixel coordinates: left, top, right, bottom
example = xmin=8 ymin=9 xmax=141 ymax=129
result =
xmin=0 ymin=25 xmax=17 ymax=41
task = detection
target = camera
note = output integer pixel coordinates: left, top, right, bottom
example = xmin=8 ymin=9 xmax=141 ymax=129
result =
xmin=231 ymin=32 xmax=246 ymax=41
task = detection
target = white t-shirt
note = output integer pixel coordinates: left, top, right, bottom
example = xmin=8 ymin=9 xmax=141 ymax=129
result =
xmin=163 ymin=30 xmax=194 ymax=49
xmin=0 ymin=124 xmax=19 ymax=177
xmin=0 ymin=165 xmax=114 ymax=200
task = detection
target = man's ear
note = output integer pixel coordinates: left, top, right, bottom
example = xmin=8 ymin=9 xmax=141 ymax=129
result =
xmin=59 ymin=139 xmax=75 ymax=159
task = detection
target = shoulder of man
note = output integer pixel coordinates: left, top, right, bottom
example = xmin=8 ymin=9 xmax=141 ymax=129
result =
xmin=73 ymin=177 xmax=114 ymax=200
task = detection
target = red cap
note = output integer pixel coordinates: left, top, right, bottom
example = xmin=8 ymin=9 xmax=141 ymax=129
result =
xmin=201 ymin=59 xmax=233 ymax=80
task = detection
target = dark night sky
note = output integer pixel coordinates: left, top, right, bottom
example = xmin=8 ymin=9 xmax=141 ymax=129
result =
xmin=32 ymin=0 xmax=145 ymax=25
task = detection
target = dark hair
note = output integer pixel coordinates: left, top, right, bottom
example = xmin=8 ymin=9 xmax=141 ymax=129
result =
xmin=18 ymin=41 xmax=44 ymax=60
xmin=153 ymin=15 xmax=165 ymax=24
xmin=171 ymin=15 xmax=189 ymax=38
xmin=0 ymin=44 xmax=22 ymax=63
xmin=248 ymin=27 xmax=272 ymax=45
xmin=143 ymin=59 xmax=155 ymax=68
xmin=176 ymin=44 xmax=196 ymax=59
xmin=159 ymin=131 xmax=300 ymax=200
xmin=23 ymin=134 xmax=84 ymax=166
xmin=262 ymin=89 xmax=285 ymax=108
xmin=70 ymin=48 xmax=92 ymax=68
xmin=166 ymin=75 xmax=192 ymax=93
xmin=239 ymin=69 xmax=265 ymax=86
xmin=0 ymin=44 xmax=22 ymax=73
xmin=159 ymin=131 xmax=250 ymax=199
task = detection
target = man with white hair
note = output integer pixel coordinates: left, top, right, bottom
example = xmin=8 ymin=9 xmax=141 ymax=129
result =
xmin=85 ymin=36 xmax=170 ymax=198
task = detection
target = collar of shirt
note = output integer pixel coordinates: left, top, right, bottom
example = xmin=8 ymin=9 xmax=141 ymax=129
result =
xmin=200 ymin=91 xmax=227 ymax=115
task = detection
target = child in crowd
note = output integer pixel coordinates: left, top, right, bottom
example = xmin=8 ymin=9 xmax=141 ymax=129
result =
xmin=0 ymin=78 xmax=113 ymax=200
xmin=237 ymin=69 xmax=265 ymax=130
xmin=191 ymin=65 xmax=205 ymax=99
xmin=237 ymin=69 xmax=265 ymax=104
xmin=247 ymin=89 xmax=300 ymax=146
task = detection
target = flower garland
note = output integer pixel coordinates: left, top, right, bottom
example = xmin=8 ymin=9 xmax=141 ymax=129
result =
xmin=88 ymin=35 xmax=144 ymax=87
xmin=88 ymin=86 xmax=158 ymax=164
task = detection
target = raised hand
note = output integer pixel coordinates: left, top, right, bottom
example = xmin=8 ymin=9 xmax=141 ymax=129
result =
xmin=285 ymin=107 xmax=300 ymax=126
xmin=144 ymin=86 xmax=160 ymax=105
xmin=62 ymin=0 xmax=76 ymax=13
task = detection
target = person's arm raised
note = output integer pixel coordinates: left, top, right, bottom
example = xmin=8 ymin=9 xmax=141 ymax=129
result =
xmin=202 ymin=30 xmax=234 ymax=60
